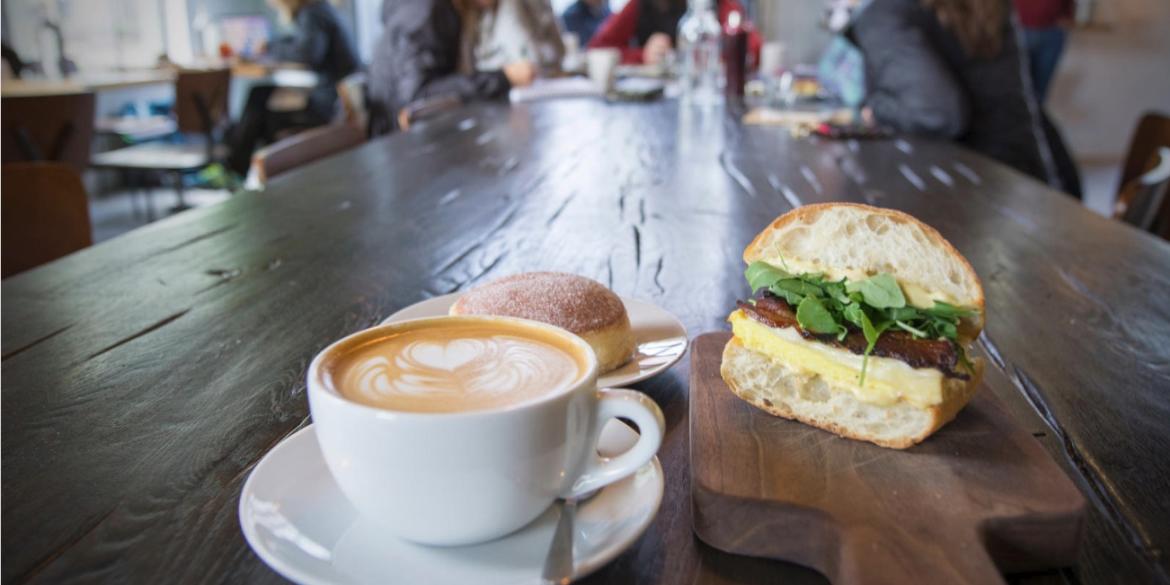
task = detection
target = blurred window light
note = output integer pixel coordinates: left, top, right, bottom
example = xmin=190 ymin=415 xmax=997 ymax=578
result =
xmin=5 ymin=0 xmax=166 ymax=72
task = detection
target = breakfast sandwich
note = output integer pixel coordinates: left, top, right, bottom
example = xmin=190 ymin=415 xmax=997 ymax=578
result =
xmin=720 ymin=203 xmax=985 ymax=449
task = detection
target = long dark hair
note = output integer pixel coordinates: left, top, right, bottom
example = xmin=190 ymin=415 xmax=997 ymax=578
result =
xmin=921 ymin=0 xmax=1006 ymax=58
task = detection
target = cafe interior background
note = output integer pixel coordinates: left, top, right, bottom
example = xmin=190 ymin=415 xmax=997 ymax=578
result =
xmin=3 ymin=0 xmax=1170 ymax=583
xmin=0 ymin=0 xmax=1167 ymax=250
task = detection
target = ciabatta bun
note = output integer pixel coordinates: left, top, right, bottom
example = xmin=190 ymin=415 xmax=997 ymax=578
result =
xmin=724 ymin=203 xmax=986 ymax=448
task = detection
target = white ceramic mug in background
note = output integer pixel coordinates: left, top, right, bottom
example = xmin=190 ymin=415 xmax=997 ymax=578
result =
xmin=307 ymin=315 xmax=665 ymax=546
xmin=586 ymin=47 xmax=621 ymax=92
xmin=759 ymin=41 xmax=786 ymax=79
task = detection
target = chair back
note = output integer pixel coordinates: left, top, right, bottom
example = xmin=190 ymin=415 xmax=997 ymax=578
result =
xmin=1 ymin=91 xmax=95 ymax=175
xmin=248 ymin=124 xmax=366 ymax=187
xmin=1114 ymin=147 xmax=1170 ymax=240
xmin=1114 ymin=112 xmax=1170 ymax=240
xmin=1118 ymin=112 xmax=1170 ymax=192
xmin=2 ymin=162 xmax=93 ymax=278
xmin=174 ymin=68 xmax=231 ymax=137
xmin=337 ymin=72 xmax=368 ymax=134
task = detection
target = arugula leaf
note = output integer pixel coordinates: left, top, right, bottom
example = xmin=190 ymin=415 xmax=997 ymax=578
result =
xmin=935 ymin=320 xmax=957 ymax=340
xmin=774 ymin=278 xmax=823 ymax=299
xmin=795 ymin=296 xmax=839 ymax=335
xmin=745 ymin=261 xmax=790 ymax=293
xmin=847 ymin=273 xmax=906 ymax=309
xmin=859 ymin=314 xmax=891 ymax=386
xmin=925 ymin=301 xmax=979 ymax=319
xmin=823 ymin=280 xmax=850 ymax=304
xmin=894 ymin=320 xmax=928 ymax=337
xmin=841 ymin=304 xmax=891 ymax=385
xmin=884 ymin=307 xmax=920 ymax=321
xmin=768 ymin=286 xmax=804 ymax=306
xmin=841 ymin=303 xmax=867 ymax=330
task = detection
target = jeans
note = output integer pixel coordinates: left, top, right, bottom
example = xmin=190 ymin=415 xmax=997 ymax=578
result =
xmin=1024 ymin=26 xmax=1067 ymax=103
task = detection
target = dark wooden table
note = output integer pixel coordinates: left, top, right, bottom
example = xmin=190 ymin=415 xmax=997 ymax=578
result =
xmin=4 ymin=99 xmax=1169 ymax=584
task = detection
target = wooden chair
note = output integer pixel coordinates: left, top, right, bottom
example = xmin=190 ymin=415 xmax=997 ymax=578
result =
xmin=1113 ymin=147 xmax=1170 ymax=239
xmin=1117 ymin=112 xmax=1170 ymax=191
xmin=247 ymin=123 xmax=365 ymax=188
xmin=1 ymin=91 xmax=96 ymax=175
xmin=91 ymin=69 xmax=231 ymax=213
xmin=1113 ymin=112 xmax=1170 ymax=240
xmin=337 ymin=72 xmax=368 ymax=134
xmin=2 ymin=162 xmax=93 ymax=278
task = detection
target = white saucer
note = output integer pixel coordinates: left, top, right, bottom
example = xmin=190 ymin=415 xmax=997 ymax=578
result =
xmin=240 ymin=421 xmax=664 ymax=585
xmin=381 ymin=293 xmax=688 ymax=388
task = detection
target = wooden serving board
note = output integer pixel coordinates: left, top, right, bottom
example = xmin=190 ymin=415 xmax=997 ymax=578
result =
xmin=690 ymin=333 xmax=1085 ymax=585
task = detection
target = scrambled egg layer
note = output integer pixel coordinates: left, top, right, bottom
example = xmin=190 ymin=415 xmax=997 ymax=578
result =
xmin=728 ymin=310 xmax=945 ymax=408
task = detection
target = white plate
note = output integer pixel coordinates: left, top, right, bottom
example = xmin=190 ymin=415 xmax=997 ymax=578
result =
xmin=240 ymin=422 xmax=664 ymax=585
xmin=382 ymin=293 xmax=687 ymax=388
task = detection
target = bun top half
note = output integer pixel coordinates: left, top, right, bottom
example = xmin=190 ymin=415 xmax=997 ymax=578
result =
xmin=744 ymin=203 xmax=984 ymax=331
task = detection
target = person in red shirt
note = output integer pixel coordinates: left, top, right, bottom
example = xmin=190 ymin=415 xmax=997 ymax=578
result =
xmin=587 ymin=0 xmax=760 ymax=65
xmin=1013 ymin=0 xmax=1075 ymax=102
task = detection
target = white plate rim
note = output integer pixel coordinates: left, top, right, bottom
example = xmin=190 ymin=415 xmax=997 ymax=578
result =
xmin=239 ymin=424 xmax=665 ymax=585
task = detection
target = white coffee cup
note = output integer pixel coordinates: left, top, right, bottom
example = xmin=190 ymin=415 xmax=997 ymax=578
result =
xmin=586 ymin=47 xmax=621 ymax=92
xmin=307 ymin=315 xmax=665 ymax=546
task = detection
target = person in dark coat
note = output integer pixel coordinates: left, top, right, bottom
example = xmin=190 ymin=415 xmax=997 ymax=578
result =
xmin=848 ymin=0 xmax=1080 ymax=197
xmin=228 ymin=0 xmax=359 ymax=175
xmin=368 ymin=0 xmax=560 ymax=135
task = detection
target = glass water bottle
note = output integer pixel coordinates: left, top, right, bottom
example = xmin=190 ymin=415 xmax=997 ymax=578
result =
xmin=677 ymin=0 xmax=724 ymax=106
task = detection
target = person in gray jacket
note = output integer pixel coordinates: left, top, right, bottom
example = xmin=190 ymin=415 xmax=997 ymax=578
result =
xmin=368 ymin=0 xmax=563 ymax=134
xmin=848 ymin=0 xmax=1079 ymax=196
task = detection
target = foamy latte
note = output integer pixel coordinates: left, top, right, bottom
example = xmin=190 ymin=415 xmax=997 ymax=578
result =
xmin=329 ymin=320 xmax=588 ymax=413
xmin=308 ymin=314 xmax=663 ymax=546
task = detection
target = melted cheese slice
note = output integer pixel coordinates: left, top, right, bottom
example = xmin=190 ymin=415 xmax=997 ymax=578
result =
xmin=729 ymin=310 xmax=944 ymax=408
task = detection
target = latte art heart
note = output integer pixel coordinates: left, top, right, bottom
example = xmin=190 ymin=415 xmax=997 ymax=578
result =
xmin=335 ymin=325 xmax=584 ymax=413
xmin=406 ymin=339 xmax=481 ymax=371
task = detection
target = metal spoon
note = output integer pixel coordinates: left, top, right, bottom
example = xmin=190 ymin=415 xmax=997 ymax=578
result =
xmin=541 ymin=496 xmax=578 ymax=585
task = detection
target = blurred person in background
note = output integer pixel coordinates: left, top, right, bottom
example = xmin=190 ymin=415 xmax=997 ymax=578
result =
xmin=1013 ymin=0 xmax=1074 ymax=103
xmin=848 ymin=0 xmax=1080 ymax=197
xmin=368 ymin=0 xmax=563 ymax=135
xmin=2 ymin=43 xmax=25 ymax=79
xmin=587 ymin=0 xmax=760 ymax=65
xmin=818 ymin=0 xmax=867 ymax=108
xmin=227 ymin=0 xmax=359 ymax=175
xmin=561 ymin=0 xmax=611 ymax=45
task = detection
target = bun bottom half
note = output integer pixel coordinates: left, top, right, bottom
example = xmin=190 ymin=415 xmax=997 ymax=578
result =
xmin=719 ymin=338 xmax=983 ymax=449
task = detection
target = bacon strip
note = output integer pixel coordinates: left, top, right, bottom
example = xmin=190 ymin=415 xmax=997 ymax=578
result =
xmin=737 ymin=292 xmax=967 ymax=379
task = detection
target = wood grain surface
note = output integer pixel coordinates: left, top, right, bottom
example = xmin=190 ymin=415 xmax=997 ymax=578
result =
xmin=691 ymin=332 xmax=1086 ymax=584
xmin=3 ymin=99 xmax=1169 ymax=584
